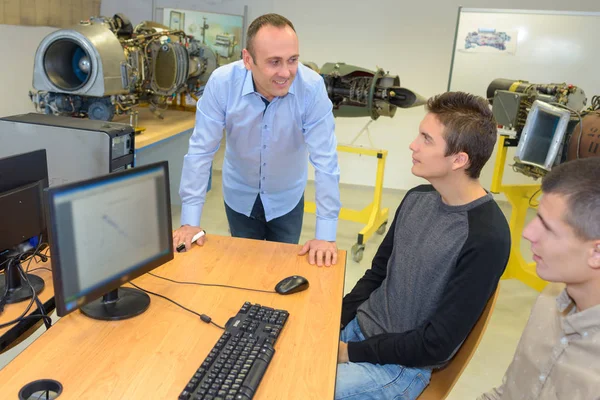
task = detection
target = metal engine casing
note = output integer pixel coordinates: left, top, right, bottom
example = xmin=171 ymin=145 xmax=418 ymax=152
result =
xmin=487 ymin=78 xmax=599 ymax=179
xmin=315 ymin=62 xmax=425 ymax=120
xmin=33 ymin=22 xmax=127 ymax=97
xmin=30 ymin=15 xmax=217 ymax=121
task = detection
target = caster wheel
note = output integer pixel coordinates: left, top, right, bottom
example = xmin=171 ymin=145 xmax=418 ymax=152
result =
xmin=376 ymin=222 xmax=388 ymax=235
xmin=351 ymin=243 xmax=365 ymax=262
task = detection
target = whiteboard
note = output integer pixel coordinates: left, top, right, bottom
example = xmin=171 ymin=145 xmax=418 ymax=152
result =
xmin=448 ymin=8 xmax=600 ymax=187
xmin=449 ymin=9 xmax=600 ymax=99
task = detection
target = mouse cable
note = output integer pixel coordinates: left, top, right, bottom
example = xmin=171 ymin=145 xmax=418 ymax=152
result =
xmin=147 ymin=272 xmax=277 ymax=294
xmin=128 ymin=282 xmax=225 ymax=330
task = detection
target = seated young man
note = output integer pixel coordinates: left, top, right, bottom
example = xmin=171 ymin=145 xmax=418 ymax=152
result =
xmin=336 ymin=92 xmax=511 ymax=400
xmin=479 ymin=157 xmax=600 ymax=400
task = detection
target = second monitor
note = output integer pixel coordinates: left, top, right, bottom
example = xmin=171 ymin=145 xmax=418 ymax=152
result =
xmin=46 ymin=162 xmax=173 ymax=320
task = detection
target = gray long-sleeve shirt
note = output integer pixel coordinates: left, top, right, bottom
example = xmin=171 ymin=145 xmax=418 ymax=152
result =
xmin=342 ymin=185 xmax=510 ymax=367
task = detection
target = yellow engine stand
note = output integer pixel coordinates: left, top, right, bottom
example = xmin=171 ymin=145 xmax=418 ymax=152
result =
xmin=305 ymin=145 xmax=389 ymax=262
xmin=492 ymin=135 xmax=548 ymax=292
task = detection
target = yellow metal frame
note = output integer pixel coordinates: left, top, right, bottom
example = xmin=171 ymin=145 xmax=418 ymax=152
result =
xmin=305 ymin=145 xmax=389 ymax=257
xmin=168 ymin=92 xmax=198 ymax=112
xmin=492 ymin=135 xmax=547 ymax=292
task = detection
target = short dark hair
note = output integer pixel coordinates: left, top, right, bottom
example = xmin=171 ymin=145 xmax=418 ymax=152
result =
xmin=246 ymin=13 xmax=295 ymax=61
xmin=426 ymin=92 xmax=497 ymax=179
xmin=541 ymin=158 xmax=600 ymax=240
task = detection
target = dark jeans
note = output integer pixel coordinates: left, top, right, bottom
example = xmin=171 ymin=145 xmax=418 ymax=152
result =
xmin=224 ymin=194 xmax=304 ymax=244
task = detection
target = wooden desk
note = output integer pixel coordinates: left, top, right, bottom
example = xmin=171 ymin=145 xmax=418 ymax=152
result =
xmin=0 ymin=262 xmax=54 ymax=353
xmin=112 ymin=108 xmax=196 ymax=151
xmin=0 ymin=236 xmax=346 ymax=399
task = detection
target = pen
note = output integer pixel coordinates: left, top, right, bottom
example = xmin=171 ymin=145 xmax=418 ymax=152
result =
xmin=176 ymin=230 xmax=206 ymax=252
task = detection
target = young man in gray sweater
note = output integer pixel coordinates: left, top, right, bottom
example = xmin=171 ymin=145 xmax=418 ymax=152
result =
xmin=335 ymin=92 xmax=511 ymax=400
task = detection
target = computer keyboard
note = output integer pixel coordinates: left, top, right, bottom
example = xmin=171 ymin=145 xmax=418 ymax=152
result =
xmin=179 ymin=302 xmax=289 ymax=400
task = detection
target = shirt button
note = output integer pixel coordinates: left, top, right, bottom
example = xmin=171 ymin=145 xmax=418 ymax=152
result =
xmin=263 ymin=163 xmax=266 ymax=166
xmin=264 ymin=125 xmax=267 ymax=129
xmin=262 ymin=177 xmax=265 ymax=180
xmin=539 ymin=374 xmax=546 ymax=382
xmin=560 ymin=337 xmax=568 ymax=345
xmin=261 ymin=191 xmax=265 ymax=194
xmin=263 ymin=145 xmax=266 ymax=149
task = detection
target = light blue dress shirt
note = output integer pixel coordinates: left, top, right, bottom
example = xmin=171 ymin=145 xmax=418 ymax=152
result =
xmin=179 ymin=60 xmax=341 ymax=241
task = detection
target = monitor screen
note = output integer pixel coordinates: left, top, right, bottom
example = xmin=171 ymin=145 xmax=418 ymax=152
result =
xmin=47 ymin=162 xmax=173 ymax=319
xmin=0 ymin=149 xmax=48 ymax=254
xmin=515 ymin=100 xmax=571 ymax=170
xmin=0 ymin=149 xmax=48 ymax=304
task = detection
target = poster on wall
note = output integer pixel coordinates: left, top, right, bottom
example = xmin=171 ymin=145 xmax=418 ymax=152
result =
xmin=163 ymin=8 xmax=244 ymax=65
xmin=457 ymin=28 xmax=518 ymax=55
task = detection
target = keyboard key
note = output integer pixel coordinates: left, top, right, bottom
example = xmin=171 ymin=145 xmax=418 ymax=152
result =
xmin=181 ymin=302 xmax=288 ymax=400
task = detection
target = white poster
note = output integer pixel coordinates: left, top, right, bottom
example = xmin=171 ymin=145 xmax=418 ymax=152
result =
xmin=458 ymin=28 xmax=518 ymax=55
xmin=164 ymin=8 xmax=244 ymax=65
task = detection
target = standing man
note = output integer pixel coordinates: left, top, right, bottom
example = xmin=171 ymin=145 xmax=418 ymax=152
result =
xmin=174 ymin=14 xmax=341 ymax=266
xmin=336 ymin=92 xmax=510 ymax=399
xmin=479 ymin=157 xmax=600 ymax=399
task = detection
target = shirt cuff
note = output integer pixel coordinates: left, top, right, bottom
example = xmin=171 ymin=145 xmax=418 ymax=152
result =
xmin=347 ymin=340 xmax=371 ymax=363
xmin=315 ymin=217 xmax=337 ymax=242
xmin=181 ymin=204 xmax=203 ymax=227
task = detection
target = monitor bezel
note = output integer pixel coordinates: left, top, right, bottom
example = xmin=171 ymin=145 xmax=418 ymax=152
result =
xmin=45 ymin=161 xmax=174 ymax=317
xmin=0 ymin=149 xmax=49 ymax=254
xmin=515 ymin=100 xmax=572 ymax=171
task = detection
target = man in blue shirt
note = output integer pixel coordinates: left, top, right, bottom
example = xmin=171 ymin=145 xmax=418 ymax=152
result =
xmin=174 ymin=14 xmax=341 ymax=266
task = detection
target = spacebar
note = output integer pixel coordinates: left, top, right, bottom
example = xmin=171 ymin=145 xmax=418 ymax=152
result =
xmin=240 ymin=348 xmax=274 ymax=398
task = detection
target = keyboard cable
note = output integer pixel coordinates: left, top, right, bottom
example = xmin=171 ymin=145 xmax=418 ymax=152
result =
xmin=128 ymin=281 xmax=225 ymax=330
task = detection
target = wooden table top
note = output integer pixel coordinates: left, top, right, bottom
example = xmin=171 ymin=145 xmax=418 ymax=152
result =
xmin=0 ymin=235 xmax=346 ymax=399
xmin=113 ymin=108 xmax=196 ymax=150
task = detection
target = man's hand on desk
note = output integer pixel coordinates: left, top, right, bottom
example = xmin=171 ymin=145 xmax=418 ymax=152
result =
xmin=337 ymin=341 xmax=349 ymax=363
xmin=298 ymin=239 xmax=338 ymax=267
xmin=172 ymin=224 xmax=206 ymax=252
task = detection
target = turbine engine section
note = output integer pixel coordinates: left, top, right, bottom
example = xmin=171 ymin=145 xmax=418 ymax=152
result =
xmin=150 ymin=42 xmax=189 ymax=96
xmin=318 ymin=63 xmax=425 ymax=120
xmin=487 ymin=78 xmax=587 ymax=134
xmin=34 ymin=22 xmax=126 ymax=96
xmin=30 ymin=14 xmax=217 ymax=121
xmin=487 ymin=78 xmax=598 ymax=179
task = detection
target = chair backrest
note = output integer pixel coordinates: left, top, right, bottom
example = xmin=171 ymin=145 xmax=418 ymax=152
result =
xmin=418 ymin=286 xmax=500 ymax=400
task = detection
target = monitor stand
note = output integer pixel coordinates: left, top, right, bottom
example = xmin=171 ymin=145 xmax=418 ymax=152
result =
xmin=80 ymin=287 xmax=150 ymax=321
xmin=0 ymin=259 xmax=45 ymax=304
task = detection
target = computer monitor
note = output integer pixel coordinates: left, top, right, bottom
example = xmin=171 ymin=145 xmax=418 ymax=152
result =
xmin=0 ymin=149 xmax=48 ymax=304
xmin=46 ymin=162 xmax=173 ymax=320
xmin=515 ymin=100 xmax=572 ymax=171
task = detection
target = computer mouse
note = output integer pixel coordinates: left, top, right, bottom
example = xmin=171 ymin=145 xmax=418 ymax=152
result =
xmin=275 ymin=275 xmax=309 ymax=295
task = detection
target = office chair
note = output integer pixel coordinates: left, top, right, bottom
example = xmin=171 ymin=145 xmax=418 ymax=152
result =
xmin=418 ymin=286 xmax=500 ymax=400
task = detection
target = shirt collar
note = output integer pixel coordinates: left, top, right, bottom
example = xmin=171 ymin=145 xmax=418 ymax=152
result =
xmin=288 ymin=74 xmax=297 ymax=95
xmin=558 ymin=288 xmax=600 ymax=336
xmin=241 ymin=69 xmax=297 ymax=98
xmin=242 ymin=69 xmax=255 ymax=96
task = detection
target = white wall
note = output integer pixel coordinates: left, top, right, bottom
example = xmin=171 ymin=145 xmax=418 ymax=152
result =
xmin=0 ymin=25 xmax=57 ymax=118
xmin=100 ymin=0 xmax=274 ymax=27
xmin=273 ymin=0 xmax=600 ymax=191
xmin=4 ymin=0 xmax=599 ymax=191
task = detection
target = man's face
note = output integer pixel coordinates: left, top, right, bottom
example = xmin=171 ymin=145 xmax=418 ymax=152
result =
xmin=409 ymin=113 xmax=457 ymax=180
xmin=242 ymin=24 xmax=299 ymax=101
xmin=523 ymin=193 xmax=595 ymax=284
